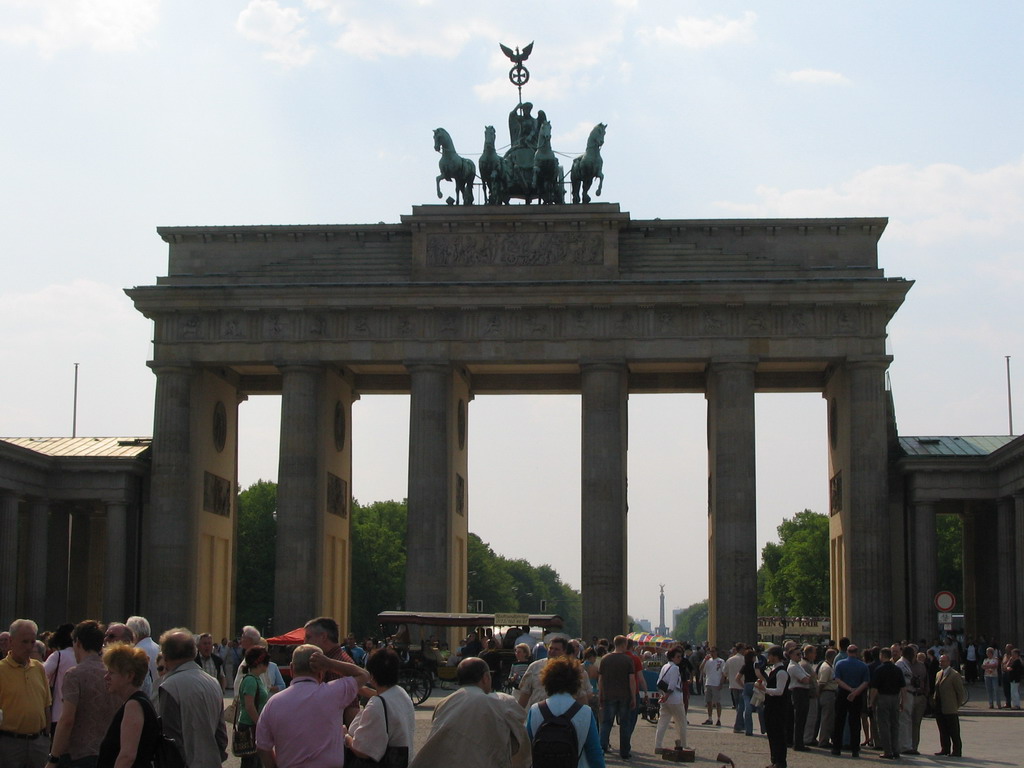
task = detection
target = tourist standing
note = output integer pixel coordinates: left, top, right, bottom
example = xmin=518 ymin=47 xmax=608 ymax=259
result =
xmin=757 ymin=646 xmax=791 ymax=768
xmin=932 ymin=653 xmax=966 ymax=757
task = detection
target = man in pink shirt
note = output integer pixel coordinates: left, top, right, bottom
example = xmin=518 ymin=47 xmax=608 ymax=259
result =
xmin=256 ymin=644 xmax=370 ymax=768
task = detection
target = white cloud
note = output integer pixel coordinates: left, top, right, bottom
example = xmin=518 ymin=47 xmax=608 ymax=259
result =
xmin=0 ymin=0 xmax=159 ymax=56
xmin=715 ymin=157 xmax=1024 ymax=246
xmin=645 ymin=10 xmax=756 ymax=49
xmin=785 ymin=68 xmax=851 ymax=85
xmin=332 ymin=18 xmax=496 ymax=60
xmin=237 ymin=0 xmax=315 ymax=67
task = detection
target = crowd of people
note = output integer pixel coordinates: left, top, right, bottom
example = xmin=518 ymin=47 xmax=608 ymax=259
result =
xmin=0 ymin=615 xmax=1018 ymax=768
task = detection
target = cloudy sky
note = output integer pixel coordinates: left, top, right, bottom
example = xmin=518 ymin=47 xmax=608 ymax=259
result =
xmin=2 ymin=1 xmax=1022 ymax=629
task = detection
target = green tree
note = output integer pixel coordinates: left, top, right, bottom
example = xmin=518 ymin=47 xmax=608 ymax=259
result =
xmin=349 ymin=499 xmax=408 ymax=638
xmin=235 ymin=480 xmax=277 ymax=635
xmin=936 ymin=514 xmax=963 ymax=610
xmin=672 ymin=600 xmax=708 ymax=643
xmin=757 ymin=509 xmax=829 ymax=616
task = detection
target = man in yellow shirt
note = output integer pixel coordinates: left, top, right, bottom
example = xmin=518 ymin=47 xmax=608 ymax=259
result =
xmin=0 ymin=619 xmax=51 ymax=768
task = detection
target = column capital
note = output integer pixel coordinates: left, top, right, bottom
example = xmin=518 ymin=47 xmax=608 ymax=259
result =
xmin=579 ymin=358 xmax=627 ymax=369
xmin=403 ymin=359 xmax=452 ymax=372
xmin=275 ymin=362 xmax=324 ymax=374
xmin=707 ymin=356 xmax=758 ymax=373
xmin=844 ymin=355 xmax=893 ymax=371
xmin=147 ymin=362 xmax=195 ymax=375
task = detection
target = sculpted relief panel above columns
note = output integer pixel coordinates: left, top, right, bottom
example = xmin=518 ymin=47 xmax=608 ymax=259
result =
xmin=425 ymin=232 xmax=604 ymax=267
xmin=158 ymin=303 xmax=883 ymax=346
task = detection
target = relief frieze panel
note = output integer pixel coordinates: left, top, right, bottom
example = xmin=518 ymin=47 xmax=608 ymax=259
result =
xmin=425 ymin=232 xmax=604 ymax=267
xmin=160 ymin=303 xmax=876 ymax=344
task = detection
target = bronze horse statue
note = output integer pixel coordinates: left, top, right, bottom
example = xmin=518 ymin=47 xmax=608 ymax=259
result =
xmin=532 ymin=121 xmax=563 ymax=205
xmin=434 ymin=128 xmax=475 ymax=205
xmin=570 ymin=123 xmax=606 ymax=204
xmin=479 ymin=125 xmax=504 ymax=205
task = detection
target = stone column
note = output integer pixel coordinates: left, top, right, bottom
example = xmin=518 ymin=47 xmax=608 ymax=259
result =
xmin=581 ymin=362 xmax=628 ymax=640
xmin=67 ymin=511 xmax=93 ymax=621
xmin=405 ymin=364 xmax=454 ymax=612
xmin=274 ymin=365 xmax=322 ymax=631
xmin=845 ymin=359 xmax=892 ymax=644
xmin=706 ymin=359 xmax=757 ymax=648
xmin=146 ymin=365 xmax=195 ymax=632
xmin=0 ymin=492 xmax=19 ymax=621
xmin=995 ymin=497 xmax=1017 ymax=643
xmin=45 ymin=507 xmax=70 ymax=628
xmin=913 ymin=501 xmax=938 ymax=641
xmin=105 ymin=502 xmax=128 ymax=622
xmin=1015 ymin=494 xmax=1024 ymax=644
xmin=26 ymin=500 xmax=49 ymax=622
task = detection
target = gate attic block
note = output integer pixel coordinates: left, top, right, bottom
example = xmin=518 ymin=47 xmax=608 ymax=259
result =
xmin=127 ymin=203 xmax=911 ymax=644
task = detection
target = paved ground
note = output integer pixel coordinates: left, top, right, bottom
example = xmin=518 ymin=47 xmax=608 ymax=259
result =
xmin=223 ymin=680 xmax=1023 ymax=767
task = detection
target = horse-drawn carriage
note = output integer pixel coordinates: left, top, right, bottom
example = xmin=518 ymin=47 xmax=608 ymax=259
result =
xmin=376 ymin=610 xmax=566 ymax=705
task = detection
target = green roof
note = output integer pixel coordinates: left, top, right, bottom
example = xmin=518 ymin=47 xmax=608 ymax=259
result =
xmin=898 ymin=435 xmax=1015 ymax=458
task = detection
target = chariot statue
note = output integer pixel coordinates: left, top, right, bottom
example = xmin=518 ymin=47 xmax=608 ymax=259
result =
xmin=432 ymin=42 xmax=607 ymax=206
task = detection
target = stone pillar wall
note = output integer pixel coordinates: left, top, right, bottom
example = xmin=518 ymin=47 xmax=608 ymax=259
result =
xmin=146 ymin=365 xmax=195 ymax=632
xmin=405 ymin=363 xmax=467 ymax=618
xmin=706 ymin=359 xmax=757 ymax=648
xmin=961 ymin=505 xmax=978 ymax=638
xmin=45 ymin=508 xmax=70 ymax=627
xmin=275 ymin=365 xmax=322 ymax=631
xmin=105 ymin=502 xmax=128 ymax=623
xmin=912 ymin=501 xmax=938 ymax=641
xmin=1015 ymin=494 xmax=1024 ymax=644
xmin=581 ymin=363 xmax=628 ymax=640
xmin=838 ymin=359 xmax=892 ymax=644
xmin=26 ymin=500 xmax=49 ymax=622
xmin=0 ymin=492 xmax=19 ymax=622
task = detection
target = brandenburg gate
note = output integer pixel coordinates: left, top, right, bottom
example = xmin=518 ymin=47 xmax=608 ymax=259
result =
xmin=127 ymin=203 xmax=911 ymax=644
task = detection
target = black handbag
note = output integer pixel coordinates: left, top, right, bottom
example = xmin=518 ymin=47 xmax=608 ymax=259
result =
xmin=346 ymin=695 xmax=409 ymax=768
xmin=232 ymin=675 xmax=258 ymax=757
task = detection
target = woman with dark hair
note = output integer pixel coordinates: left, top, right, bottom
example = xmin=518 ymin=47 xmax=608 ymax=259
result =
xmin=50 ymin=620 xmax=121 ymax=768
xmin=654 ymin=647 xmax=689 ymax=754
xmin=345 ymin=647 xmax=416 ymax=765
xmin=45 ymin=623 xmax=78 ymax=735
xmin=96 ymin=644 xmax=161 ymax=768
xmin=526 ymin=655 xmax=604 ymax=767
xmin=236 ymin=646 xmax=271 ymax=768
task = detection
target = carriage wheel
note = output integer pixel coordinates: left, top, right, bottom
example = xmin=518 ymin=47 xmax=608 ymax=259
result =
xmin=399 ymin=669 xmax=432 ymax=706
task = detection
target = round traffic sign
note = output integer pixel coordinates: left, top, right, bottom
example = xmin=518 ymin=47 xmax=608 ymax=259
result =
xmin=934 ymin=591 xmax=956 ymax=612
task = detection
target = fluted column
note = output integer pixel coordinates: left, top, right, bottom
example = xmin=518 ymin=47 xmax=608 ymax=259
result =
xmin=913 ymin=501 xmax=938 ymax=641
xmin=146 ymin=365 xmax=195 ymax=631
xmin=581 ymin=362 xmax=628 ymax=640
xmin=995 ymin=497 xmax=1016 ymax=642
xmin=706 ymin=359 xmax=757 ymax=647
xmin=104 ymin=502 xmax=128 ymax=622
xmin=0 ymin=492 xmax=19 ymax=621
xmin=26 ymin=500 xmax=49 ymax=622
xmin=274 ymin=365 xmax=322 ymax=630
xmin=406 ymin=364 xmax=454 ymax=612
xmin=1015 ymin=494 xmax=1024 ymax=644
xmin=45 ymin=507 xmax=70 ymax=627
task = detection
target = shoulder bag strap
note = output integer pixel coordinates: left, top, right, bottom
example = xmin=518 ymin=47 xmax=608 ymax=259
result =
xmin=379 ymin=693 xmax=390 ymax=738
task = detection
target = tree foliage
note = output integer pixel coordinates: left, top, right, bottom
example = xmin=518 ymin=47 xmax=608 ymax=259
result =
xmin=672 ymin=600 xmax=708 ymax=643
xmin=936 ymin=513 xmax=963 ymax=610
xmin=234 ymin=484 xmax=583 ymax=639
xmin=350 ymin=499 xmax=409 ymax=638
xmin=235 ymin=480 xmax=277 ymax=635
xmin=757 ymin=509 xmax=830 ymax=616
